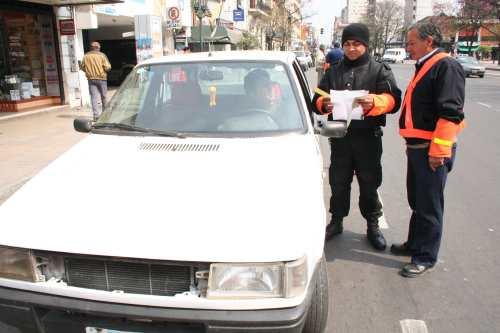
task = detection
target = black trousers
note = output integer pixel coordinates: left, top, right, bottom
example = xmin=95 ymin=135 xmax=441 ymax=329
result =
xmin=406 ymin=145 xmax=456 ymax=266
xmin=328 ymin=128 xmax=383 ymax=222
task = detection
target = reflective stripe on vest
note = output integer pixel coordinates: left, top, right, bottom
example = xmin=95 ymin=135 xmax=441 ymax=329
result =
xmin=399 ymin=52 xmax=449 ymax=139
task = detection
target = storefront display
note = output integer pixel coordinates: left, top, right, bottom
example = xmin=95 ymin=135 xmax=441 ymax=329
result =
xmin=0 ymin=10 xmax=61 ymax=112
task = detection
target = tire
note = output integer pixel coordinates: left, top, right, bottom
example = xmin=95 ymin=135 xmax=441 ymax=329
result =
xmin=302 ymin=255 xmax=329 ymax=333
xmin=479 ymin=74 xmax=484 ymax=78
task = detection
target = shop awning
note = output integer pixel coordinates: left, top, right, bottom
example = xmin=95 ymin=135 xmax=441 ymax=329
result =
xmin=190 ymin=26 xmax=243 ymax=45
xmin=24 ymin=0 xmax=123 ymax=5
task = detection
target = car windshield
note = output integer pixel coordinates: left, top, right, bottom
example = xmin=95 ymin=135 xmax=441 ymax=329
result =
xmin=458 ymin=57 xmax=479 ymax=64
xmin=384 ymin=51 xmax=396 ymax=55
xmin=294 ymin=51 xmax=305 ymax=57
xmin=98 ymin=61 xmax=306 ymax=137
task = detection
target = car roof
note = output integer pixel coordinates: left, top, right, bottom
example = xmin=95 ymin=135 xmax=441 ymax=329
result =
xmin=140 ymin=51 xmax=297 ymax=66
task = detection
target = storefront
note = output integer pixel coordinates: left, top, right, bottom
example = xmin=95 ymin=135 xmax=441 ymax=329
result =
xmin=0 ymin=1 xmax=64 ymax=112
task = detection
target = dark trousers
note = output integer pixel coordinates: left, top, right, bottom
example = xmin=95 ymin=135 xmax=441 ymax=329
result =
xmin=329 ymin=128 xmax=383 ymax=222
xmin=406 ymin=145 xmax=456 ymax=266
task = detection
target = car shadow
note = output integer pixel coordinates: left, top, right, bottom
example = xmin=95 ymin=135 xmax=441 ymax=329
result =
xmin=324 ymin=230 xmax=406 ymax=269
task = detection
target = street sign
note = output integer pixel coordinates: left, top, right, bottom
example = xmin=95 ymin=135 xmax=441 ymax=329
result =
xmin=59 ymin=19 xmax=75 ymax=35
xmin=166 ymin=6 xmax=181 ymax=29
xmin=168 ymin=7 xmax=180 ymax=21
xmin=233 ymin=9 xmax=244 ymax=22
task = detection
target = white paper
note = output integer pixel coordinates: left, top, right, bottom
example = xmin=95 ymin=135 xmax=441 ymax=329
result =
xmin=330 ymin=90 xmax=369 ymax=123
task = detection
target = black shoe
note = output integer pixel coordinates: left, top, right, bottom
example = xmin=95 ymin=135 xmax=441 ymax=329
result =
xmin=366 ymin=219 xmax=386 ymax=250
xmin=390 ymin=242 xmax=414 ymax=256
xmin=325 ymin=218 xmax=343 ymax=241
xmin=399 ymin=263 xmax=434 ymax=278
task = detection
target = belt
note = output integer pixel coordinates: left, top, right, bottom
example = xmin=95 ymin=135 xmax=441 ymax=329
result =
xmin=406 ymin=143 xmax=430 ymax=149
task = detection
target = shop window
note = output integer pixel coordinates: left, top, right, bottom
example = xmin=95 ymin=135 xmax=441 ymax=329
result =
xmin=0 ymin=10 xmax=60 ymax=110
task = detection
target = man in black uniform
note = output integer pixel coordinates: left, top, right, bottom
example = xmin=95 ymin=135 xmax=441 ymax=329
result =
xmin=312 ymin=23 xmax=402 ymax=250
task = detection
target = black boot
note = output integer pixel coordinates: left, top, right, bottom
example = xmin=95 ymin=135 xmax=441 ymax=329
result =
xmin=325 ymin=217 xmax=343 ymax=241
xmin=366 ymin=219 xmax=386 ymax=250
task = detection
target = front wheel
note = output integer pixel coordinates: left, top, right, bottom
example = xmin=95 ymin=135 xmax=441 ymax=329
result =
xmin=302 ymin=255 xmax=329 ymax=333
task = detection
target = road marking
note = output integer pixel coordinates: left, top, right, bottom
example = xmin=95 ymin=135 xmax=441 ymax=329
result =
xmin=377 ymin=190 xmax=389 ymax=229
xmin=400 ymin=319 xmax=429 ymax=333
xmin=477 ymin=102 xmax=491 ymax=108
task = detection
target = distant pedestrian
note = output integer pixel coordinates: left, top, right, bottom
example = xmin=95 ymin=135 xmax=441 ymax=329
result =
xmin=79 ymin=41 xmax=111 ymax=121
xmin=315 ymin=45 xmax=326 ymax=82
xmin=325 ymin=42 xmax=344 ymax=68
xmin=392 ymin=22 xmax=466 ymax=278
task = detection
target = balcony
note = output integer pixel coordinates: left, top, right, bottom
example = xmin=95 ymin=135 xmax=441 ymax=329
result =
xmin=249 ymin=0 xmax=271 ymax=18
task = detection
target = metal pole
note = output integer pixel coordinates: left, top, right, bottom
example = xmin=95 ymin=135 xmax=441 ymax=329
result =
xmin=200 ymin=13 xmax=203 ymax=52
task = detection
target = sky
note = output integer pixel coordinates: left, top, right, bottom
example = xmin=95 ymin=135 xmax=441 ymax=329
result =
xmin=304 ymin=0 xmax=346 ymax=45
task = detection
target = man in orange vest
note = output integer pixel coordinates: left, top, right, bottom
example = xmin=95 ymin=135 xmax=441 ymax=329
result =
xmin=391 ymin=22 xmax=465 ymax=277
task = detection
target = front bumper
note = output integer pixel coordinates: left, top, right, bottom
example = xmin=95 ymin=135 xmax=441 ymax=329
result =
xmin=0 ymin=284 xmax=312 ymax=333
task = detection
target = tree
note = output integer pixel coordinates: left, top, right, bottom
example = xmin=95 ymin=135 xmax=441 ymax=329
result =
xmin=237 ymin=32 xmax=261 ymax=50
xmin=454 ymin=0 xmax=497 ymax=55
xmin=363 ymin=0 xmax=404 ymax=54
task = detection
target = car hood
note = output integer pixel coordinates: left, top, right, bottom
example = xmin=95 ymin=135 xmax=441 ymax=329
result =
xmin=0 ymin=134 xmax=326 ymax=263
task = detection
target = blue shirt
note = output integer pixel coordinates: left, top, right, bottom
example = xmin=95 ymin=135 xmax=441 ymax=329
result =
xmin=326 ymin=48 xmax=344 ymax=64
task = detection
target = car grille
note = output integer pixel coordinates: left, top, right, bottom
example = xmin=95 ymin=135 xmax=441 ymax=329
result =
xmin=65 ymin=257 xmax=193 ymax=296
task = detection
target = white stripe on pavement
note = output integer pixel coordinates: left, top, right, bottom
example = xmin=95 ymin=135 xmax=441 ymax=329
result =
xmin=478 ymin=102 xmax=491 ymax=108
xmin=376 ymin=190 xmax=390 ymax=229
xmin=400 ymin=319 xmax=429 ymax=333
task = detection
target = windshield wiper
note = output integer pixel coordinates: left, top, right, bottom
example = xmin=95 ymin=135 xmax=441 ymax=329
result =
xmin=93 ymin=123 xmax=185 ymax=138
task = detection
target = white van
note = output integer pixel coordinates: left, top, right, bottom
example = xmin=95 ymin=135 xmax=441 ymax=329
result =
xmin=382 ymin=48 xmax=407 ymax=63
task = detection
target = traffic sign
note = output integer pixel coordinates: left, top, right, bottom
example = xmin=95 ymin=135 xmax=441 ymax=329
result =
xmin=168 ymin=7 xmax=180 ymax=21
xmin=166 ymin=6 xmax=181 ymax=29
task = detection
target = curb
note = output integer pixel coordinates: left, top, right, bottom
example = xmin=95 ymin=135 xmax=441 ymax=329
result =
xmin=486 ymin=67 xmax=500 ymax=72
xmin=0 ymin=105 xmax=70 ymax=123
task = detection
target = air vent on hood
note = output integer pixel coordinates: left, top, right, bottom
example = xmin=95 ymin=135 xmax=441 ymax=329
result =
xmin=139 ymin=143 xmax=220 ymax=152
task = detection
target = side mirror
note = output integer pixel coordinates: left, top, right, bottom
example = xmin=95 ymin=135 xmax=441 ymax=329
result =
xmin=73 ymin=118 xmax=93 ymax=133
xmin=317 ymin=120 xmax=348 ymax=138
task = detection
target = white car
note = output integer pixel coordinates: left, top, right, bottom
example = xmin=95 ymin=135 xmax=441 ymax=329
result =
xmin=293 ymin=51 xmax=310 ymax=71
xmin=382 ymin=48 xmax=407 ymax=63
xmin=0 ymin=51 xmax=344 ymax=333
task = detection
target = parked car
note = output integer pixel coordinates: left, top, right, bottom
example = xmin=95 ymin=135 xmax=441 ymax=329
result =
xmin=456 ymin=56 xmax=485 ymax=78
xmin=294 ymin=50 xmax=310 ymax=71
xmin=0 ymin=51 xmax=346 ymax=333
xmin=382 ymin=48 xmax=407 ymax=63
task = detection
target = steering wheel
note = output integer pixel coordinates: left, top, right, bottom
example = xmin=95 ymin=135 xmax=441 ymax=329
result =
xmin=240 ymin=108 xmax=279 ymax=129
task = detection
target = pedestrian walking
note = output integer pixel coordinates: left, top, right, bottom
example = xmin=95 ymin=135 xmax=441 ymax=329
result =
xmin=312 ymin=23 xmax=402 ymax=250
xmin=325 ymin=42 xmax=344 ymax=68
xmin=79 ymin=41 xmax=111 ymax=120
xmin=316 ymin=45 xmax=326 ymax=82
xmin=391 ymin=22 xmax=466 ymax=277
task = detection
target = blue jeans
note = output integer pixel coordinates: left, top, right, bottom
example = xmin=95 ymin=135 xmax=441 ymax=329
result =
xmin=406 ymin=144 xmax=457 ymax=266
xmin=88 ymin=80 xmax=107 ymax=120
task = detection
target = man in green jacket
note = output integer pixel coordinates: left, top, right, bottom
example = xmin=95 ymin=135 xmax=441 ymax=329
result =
xmin=80 ymin=41 xmax=111 ymax=120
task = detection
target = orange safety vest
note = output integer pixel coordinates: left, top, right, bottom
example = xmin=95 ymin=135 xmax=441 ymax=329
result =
xmin=400 ymin=52 xmax=465 ymax=146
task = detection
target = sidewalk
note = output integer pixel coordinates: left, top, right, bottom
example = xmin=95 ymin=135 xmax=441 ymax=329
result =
xmin=480 ymin=60 xmax=500 ymax=71
xmin=0 ymin=88 xmax=119 ymax=204
xmin=0 ymin=107 xmax=92 ymax=204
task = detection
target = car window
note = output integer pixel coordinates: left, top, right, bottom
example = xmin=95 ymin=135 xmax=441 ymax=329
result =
xmin=99 ymin=61 xmax=306 ymax=136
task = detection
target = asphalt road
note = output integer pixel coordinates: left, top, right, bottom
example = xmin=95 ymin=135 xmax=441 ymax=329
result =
xmin=306 ymin=64 xmax=500 ymax=333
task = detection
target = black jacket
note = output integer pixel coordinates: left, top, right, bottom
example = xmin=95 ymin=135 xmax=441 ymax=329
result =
xmin=399 ymin=50 xmax=465 ymax=143
xmin=312 ymin=52 xmax=402 ymax=129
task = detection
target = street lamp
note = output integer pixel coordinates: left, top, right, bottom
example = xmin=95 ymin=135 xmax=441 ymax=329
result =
xmin=193 ymin=0 xmax=209 ymax=52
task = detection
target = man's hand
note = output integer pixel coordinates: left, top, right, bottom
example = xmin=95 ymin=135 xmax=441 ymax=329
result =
xmin=321 ymin=97 xmax=334 ymax=114
xmin=429 ymin=156 xmax=445 ymax=171
xmin=354 ymin=95 xmax=374 ymax=113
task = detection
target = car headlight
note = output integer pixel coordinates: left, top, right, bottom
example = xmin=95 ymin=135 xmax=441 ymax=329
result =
xmin=0 ymin=246 xmax=40 ymax=282
xmin=207 ymin=257 xmax=307 ymax=299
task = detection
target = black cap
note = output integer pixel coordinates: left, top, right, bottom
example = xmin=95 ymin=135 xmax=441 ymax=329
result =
xmin=342 ymin=23 xmax=370 ymax=46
